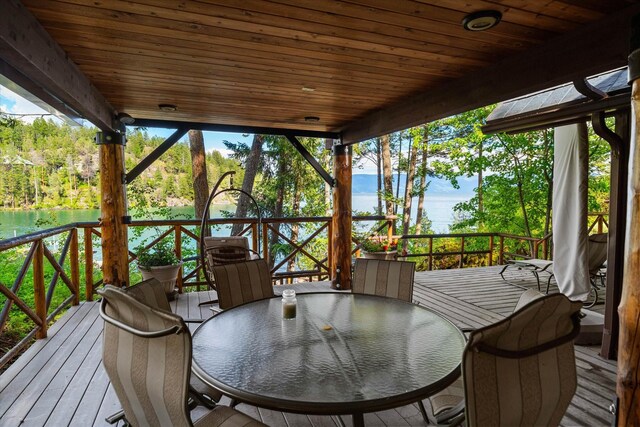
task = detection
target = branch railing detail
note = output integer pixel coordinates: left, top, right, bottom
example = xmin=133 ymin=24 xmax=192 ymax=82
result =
xmin=0 ymin=212 xmax=608 ymax=368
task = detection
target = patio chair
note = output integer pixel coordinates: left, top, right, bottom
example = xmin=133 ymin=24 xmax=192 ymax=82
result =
xmin=500 ymin=233 xmax=608 ymax=304
xmin=97 ymin=285 xmax=266 ymax=427
xmin=211 ymin=258 xmax=274 ymax=310
xmin=124 ymin=279 xmax=222 ymax=407
xmin=203 ymin=236 xmax=259 ymax=270
xmin=352 ymin=258 xmax=416 ymax=302
xmin=200 ymin=236 xmax=260 ymax=307
xmin=419 ymin=290 xmax=581 ymax=426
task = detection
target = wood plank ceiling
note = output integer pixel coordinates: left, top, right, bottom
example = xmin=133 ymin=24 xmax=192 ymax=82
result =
xmin=20 ymin=0 xmax=636 ymax=137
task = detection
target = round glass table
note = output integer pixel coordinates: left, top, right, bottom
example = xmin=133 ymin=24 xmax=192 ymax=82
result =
xmin=191 ymin=292 xmax=465 ymax=426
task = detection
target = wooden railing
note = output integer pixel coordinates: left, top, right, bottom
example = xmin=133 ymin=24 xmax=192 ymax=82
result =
xmin=0 ymin=225 xmax=81 ymax=367
xmin=0 ymin=212 xmax=608 ymax=368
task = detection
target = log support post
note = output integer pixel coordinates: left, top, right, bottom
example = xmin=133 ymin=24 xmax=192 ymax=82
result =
xmin=97 ymin=131 xmax=129 ymax=287
xmin=617 ymin=16 xmax=640 ymax=424
xmin=331 ymin=144 xmax=352 ymax=290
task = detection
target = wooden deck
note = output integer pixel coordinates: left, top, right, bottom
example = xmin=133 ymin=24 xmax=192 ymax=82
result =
xmin=0 ymin=266 xmax=616 ymax=426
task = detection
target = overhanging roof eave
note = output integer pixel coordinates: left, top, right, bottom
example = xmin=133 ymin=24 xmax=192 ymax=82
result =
xmin=482 ymin=92 xmax=631 ymax=135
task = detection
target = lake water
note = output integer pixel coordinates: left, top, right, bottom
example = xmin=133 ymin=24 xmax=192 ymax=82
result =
xmin=0 ymin=193 xmax=467 ymax=240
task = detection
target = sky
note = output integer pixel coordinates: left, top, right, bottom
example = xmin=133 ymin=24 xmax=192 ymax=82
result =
xmin=0 ymin=84 xmax=251 ymax=157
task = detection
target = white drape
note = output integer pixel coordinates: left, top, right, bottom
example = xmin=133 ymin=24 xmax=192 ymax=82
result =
xmin=552 ymin=123 xmax=590 ymax=301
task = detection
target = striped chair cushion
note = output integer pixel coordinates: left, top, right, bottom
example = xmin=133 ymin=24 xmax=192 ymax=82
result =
xmin=463 ymin=293 xmax=581 ymax=426
xmin=352 ymin=259 xmax=416 ymax=302
xmin=211 ymin=259 xmax=274 ymax=310
xmin=100 ymin=285 xmax=192 ymax=427
xmin=126 ymin=278 xmax=172 ymax=311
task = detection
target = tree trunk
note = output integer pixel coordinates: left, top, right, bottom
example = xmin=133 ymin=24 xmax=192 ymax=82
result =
xmin=325 ymin=149 xmax=332 ymax=215
xmin=402 ymin=135 xmax=418 ymax=252
xmin=288 ymin=176 xmax=301 ymax=272
xmin=477 ymin=141 xmax=484 ymax=216
xmin=381 ymin=134 xmax=394 ymax=224
xmin=270 ymin=157 xmax=287 ymax=267
xmin=542 ymin=129 xmax=553 ymax=237
xmin=376 ymin=137 xmax=383 ymax=215
xmin=416 ymin=132 xmax=429 ymax=235
xmin=394 ymin=134 xmax=403 ymax=216
xmin=188 ymin=130 xmax=209 ymax=221
xmin=232 ymin=134 xmax=263 ymax=235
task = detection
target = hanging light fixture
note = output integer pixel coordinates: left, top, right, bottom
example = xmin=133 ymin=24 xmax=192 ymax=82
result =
xmin=462 ymin=10 xmax=502 ymax=31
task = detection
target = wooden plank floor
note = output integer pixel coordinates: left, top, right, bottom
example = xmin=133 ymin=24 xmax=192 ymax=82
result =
xmin=0 ymin=266 xmax=616 ymax=426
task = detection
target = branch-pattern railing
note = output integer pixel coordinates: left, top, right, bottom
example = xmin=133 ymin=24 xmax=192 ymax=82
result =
xmin=0 ymin=212 xmax=608 ymax=368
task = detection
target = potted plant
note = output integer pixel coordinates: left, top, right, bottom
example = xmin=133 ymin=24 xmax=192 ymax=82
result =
xmin=136 ymin=238 xmax=182 ymax=300
xmin=359 ymin=236 xmax=398 ymax=260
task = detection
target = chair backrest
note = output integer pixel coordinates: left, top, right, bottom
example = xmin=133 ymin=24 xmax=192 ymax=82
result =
xmin=352 ymin=259 xmax=416 ymax=302
xmin=125 ymin=278 xmax=172 ymax=311
xmin=462 ymin=293 xmax=582 ymax=426
xmin=98 ymin=285 xmax=193 ymax=427
xmin=587 ymin=233 xmax=608 ymax=275
xmin=211 ymin=259 xmax=274 ymax=309
xmin=204 ymin=236 xmax=250 ymax=252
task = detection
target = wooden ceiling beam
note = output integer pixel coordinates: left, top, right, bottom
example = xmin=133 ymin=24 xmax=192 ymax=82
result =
xmin=0 ymin=0 xmax=115 ymax=131
xmin=341 ymin=3 xmax=640 ymax=144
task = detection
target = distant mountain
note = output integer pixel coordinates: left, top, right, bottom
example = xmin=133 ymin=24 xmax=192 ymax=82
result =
xmin=352 ymin=174 xmax=477 ymax=197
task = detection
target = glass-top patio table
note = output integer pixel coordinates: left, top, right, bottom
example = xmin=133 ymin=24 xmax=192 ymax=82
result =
xmin=191 ymin=292 xmax=466 ymax=427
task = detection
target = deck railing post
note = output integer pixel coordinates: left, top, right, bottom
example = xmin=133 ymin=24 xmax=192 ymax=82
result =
xmin=428 ymin=237 xmax=433 ymax=271
xmin=328 ymin=219 xmax=334 ymax=275
xmin=499 ymin=235 xmax=505 ymax=265
xmin=251 ymin=222 xmax=259 ymax=253
xmin=34 ymin=240 xmax=47 ymax=339
xmin=84 ymin=227 xmax=94 ymax=301
xmin=262 ymin=223 xmax=269 ymax=264
xmin=174 ymin=225 xmax=183 ymax=293
xmin=459 ymin=236 xmax=465 ymax=268
xmin=489 ymin=235 xmax=494 ymax=266
xmin=70 ymin=228 xmax=80 ymax=305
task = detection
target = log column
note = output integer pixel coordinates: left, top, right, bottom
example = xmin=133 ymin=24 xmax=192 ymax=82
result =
xmin=617 ymin=16 xmax=640 ymax=424
xmin=97 ymin=131 xmax=129 ymax=287
xmin=331 ymin=144 xmax=352 ymax=290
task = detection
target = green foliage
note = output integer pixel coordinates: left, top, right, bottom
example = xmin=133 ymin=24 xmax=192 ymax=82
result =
xmin=136 ymin=238 xmax=179 ymax=267
xmin=0 ymin=122 xmax=240 ymax=210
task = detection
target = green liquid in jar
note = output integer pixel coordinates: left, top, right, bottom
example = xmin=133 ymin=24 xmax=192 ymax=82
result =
xmin=283 ymin=303 xmax=297 ymax=319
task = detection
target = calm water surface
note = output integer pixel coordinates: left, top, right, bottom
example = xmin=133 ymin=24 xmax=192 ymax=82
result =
xmin=0 ymin=193 xmax=467 ymax=241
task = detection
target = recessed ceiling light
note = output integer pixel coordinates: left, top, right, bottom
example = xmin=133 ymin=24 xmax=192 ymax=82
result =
xmin=302 ymin=87 xmax=315 ymax=92
xmin=462 ymin=10 xmax=502 ymax=31
xmin=304 ymin=116 xmax=320 ymax=122
xmin=158 ymin=103 xmax=177 ymax=111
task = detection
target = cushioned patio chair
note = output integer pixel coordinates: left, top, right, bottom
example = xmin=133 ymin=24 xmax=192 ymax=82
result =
xmin=125 ymin=279 xmax=222 ymax=405
xmin=211 ymin=259 xmax=274 ymax=310
xmin=98 ymin=285 xmax=266 ymax=427
xmin=500 ymin=233 xmax=608 ymax=305
xmin=420 ymin=290 xmax=581 ymax=426
xmin=200 ymin=236 xmax=261 ymax=307
xmin=203 ymin=236 xmax=259 ymax=271
xmin=352 ymin=258 xmax=416 ymax=302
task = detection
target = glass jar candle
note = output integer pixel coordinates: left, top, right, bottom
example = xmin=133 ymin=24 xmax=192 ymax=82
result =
xmin=282 ymin=289 xmax=297 ymax=319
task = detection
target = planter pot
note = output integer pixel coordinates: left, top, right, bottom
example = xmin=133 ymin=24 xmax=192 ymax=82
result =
xmin=138 ymin=263 xmax=182 ymax=299
xmin=362 ymin=250 xmax=397 ymax=260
